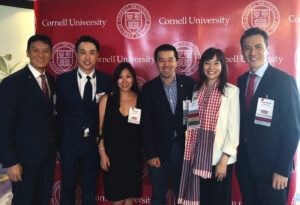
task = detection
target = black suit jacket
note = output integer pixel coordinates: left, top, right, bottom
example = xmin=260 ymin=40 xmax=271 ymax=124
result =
xmin=237 ymin=65 xmax=300 ymax=181
xmin=0 ymin=66 xmax=57 ymax=167
xmin=56 ymin=68 xmax=111 ymax=157
xmin=141 ymin=74 xmax=194 ymax=162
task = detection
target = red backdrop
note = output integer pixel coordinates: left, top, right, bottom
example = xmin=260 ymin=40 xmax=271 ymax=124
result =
xmin=35 ymin=0 xmax=300 ymax=204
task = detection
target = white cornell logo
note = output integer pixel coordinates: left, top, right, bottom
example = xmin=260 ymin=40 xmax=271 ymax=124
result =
xmin=116 ymin=3 xmax=151 ymax=39
xmin=173 ymin=41 xmax=201 ymax=76
xmin=49 ymin=42 xmax=77 ymax=74
xmin=242 ymin=0 xmax=280 ymax=35
xmin=50 ymin=180 xmax=81 ymax=205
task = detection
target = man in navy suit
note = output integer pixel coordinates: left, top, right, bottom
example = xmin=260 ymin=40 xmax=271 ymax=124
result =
xmin=141 ymin=44 xmax=194 ymax=205
xmin=0 ymin=34 xmax=57 ymax=205
xmin=236 ymin=27 xmax=300 ymax=205
xmin=56 ymin=35 xmax=111 ymax=205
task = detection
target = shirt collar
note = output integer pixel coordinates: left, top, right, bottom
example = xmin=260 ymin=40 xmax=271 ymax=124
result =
xmin=77 ymin=67 xmax=95 ymax=79
xmin=249 ymin=62 xmax=268 ymax=78
xmin=28 ymin=64 xmax=46 ymax=78
xmin=161 ymin=74 xmax=177 ymax=86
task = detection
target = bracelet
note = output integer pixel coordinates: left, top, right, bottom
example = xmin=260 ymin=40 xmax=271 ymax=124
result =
xmin=97 ymin=134 xmax=104 ymax=145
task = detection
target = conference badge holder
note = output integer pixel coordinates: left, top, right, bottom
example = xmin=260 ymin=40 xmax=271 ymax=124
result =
xmin=254 ymin=97 xmax=274 ymax=127
xmin=187 ymin=93 xmax=200 ymax=129
xmin=183 ymin=99 xmax=191 ymax=125
xmin=128 ymin=107 xmax=141 ymax=124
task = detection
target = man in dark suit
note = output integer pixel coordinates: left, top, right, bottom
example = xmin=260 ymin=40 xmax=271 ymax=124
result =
xmin=141 ymin=44 xmax=194 ymax=205
xmin=236 ymin=27 xmax=300 ymax=205
xmin=56 ymin=35 xmax=111 ymax=205
xmin=0 ymin=34 xmax=57 ymax=205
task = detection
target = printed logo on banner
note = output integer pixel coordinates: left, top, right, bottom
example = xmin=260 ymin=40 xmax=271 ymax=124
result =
xmin=49 ymin=42 xmax=77 ymax=74
xmin=137 ymin=76 xmax=147 ymax=89
xmin=242 ymin=0 xmax=280 ymax=35
xmin=173 ymin=41 xmax=201 ymax=76
xmin=51 ymin=180 xmax=81 ymax=205
xmin=116 ymin=3 xmax=151 ymax=39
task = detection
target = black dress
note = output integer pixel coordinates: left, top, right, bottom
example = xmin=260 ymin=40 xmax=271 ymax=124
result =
xmin=102 ymin=94 xmax=143 ymax=201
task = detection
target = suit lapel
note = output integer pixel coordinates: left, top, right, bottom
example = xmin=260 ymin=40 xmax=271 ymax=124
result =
xmin=24 ymin=67 xmax=47 ymax=104
xmin=70 ymin=69 xmax=83 ymax=104
xmin=156 ymin=77 xmax=174 ymax=116
xmin=175 ymin=75 xmax=183 ymax=117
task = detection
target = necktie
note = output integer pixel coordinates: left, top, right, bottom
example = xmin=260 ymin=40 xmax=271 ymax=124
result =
xmin=245 ymin=74 xmax=256 ymax=110
xmin=40 ymin=74 xmax=49 ymax=103
xmin=83 ymin=76 xmax=92 ymax=104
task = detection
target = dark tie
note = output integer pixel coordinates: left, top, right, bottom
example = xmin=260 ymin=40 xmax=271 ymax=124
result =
xmin=40 ymin=74 xmax=49 ymax=103
xmin=245 ymin=74 xmax=256 ymax=110
xmin=83 ymin=76 xmax=92 ymax=104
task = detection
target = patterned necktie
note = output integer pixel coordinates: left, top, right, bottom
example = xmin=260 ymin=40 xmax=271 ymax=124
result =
xmin=40 ymin=74 xmax=49 ymax=103
xmin=83 ymin=76 xmax=92 ymax=104
xmin=245 ymin=74 xmax=256 ymax=110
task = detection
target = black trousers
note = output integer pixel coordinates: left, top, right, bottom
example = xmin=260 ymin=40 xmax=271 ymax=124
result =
xmin=11 ymin=150 xmax=55 ymax=205
xmin=236 ymin=148 xmax=287 ymax=205
xmin=60 ymin=144 xmax=100 ymax=205
xmin=200 ymin=164 xmax=233 ymax=205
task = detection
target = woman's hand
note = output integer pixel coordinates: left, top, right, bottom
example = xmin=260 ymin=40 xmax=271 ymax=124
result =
xmin=99 ymin=150 xmax=110 ymax=171
xmin=215 ymin=153 xmax=229 ymax=181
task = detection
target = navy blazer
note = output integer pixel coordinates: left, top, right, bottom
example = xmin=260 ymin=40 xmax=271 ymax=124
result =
xmin=56 ymin=68 xmax=111 ymax=156
xmin=237 ymin=65 xmax=300 ymax=180
xmin=141 ymin=74 xmax=194 ymax=162
xmin=0 ymin=66 xmax=57 ymax=167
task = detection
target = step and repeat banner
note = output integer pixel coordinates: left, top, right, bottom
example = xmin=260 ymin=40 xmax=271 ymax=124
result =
xmin=35 ymin=0 xmax=300 ymax=204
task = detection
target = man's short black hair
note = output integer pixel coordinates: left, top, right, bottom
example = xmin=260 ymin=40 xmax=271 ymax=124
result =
xmin=240 ymin=27 xmax=269 ymax=49
xmin=154 ymin=44 xmax=178 ymax=62
xmin=75 ymin=35 xmax=100 ymax=52
xmin=27 ymin=34 xmax=52 ymax=51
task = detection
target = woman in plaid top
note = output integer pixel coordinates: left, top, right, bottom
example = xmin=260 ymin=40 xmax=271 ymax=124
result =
xmin=178 ymin=48 xmax=240 ymax=205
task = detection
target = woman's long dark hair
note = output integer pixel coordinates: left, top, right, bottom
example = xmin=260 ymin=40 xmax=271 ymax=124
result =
xmin=111 ymin=62 xmax=140 ymax=104
xmin=196 ymin=47 xmax=227 ymax=95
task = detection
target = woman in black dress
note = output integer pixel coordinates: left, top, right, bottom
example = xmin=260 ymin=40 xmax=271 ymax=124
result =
xmin=98 ymin=62 xmax=142 ymax=205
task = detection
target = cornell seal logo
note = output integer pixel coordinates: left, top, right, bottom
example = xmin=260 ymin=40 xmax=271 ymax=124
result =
xmin=51 ymin=180 xmax=81 ymax=205
xmin=242 ymin=1 xmax=280 ymax=35
xmin=49 ymin=42 xmax=77 ymax=74
xmin=116 ymin=3 xmax=151 ymax=39
xmin=173 ymin=41 xmax=201 ymax=76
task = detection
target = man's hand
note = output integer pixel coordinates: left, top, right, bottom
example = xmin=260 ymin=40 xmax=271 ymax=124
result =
xmin=147 ymin=157 xmax=161 ymax=168
xmin=7 ymin=164 xmax=23 ymax=182
xmin=272 ymin=172 xmax=288 ymax=190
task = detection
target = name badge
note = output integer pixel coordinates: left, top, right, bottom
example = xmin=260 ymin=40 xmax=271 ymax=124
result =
xmin=183 ymin=100 xmax=191 ymax=125
xmin=254 ymin=97 xmax=274 ymax=127
xmin=128 ymin=107 xmax=141 ymax=124
xmin=187 ymin=99 xmax=200 ymax=129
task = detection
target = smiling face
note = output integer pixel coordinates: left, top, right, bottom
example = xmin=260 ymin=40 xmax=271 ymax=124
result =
xmin=203 ymin=55 xmax=222 ymax=85
xmin=27 ymin=40 xmax=51 ymax=73
xmin=76 ymin=42 xmax=99 ymax=74
xmin=242 ymin=34 xmax=268 ymax=72
xmin=156 ymin=50 xmax=177 ymax=84
xmin=117 ymin=68 xmax=134 ymax=92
